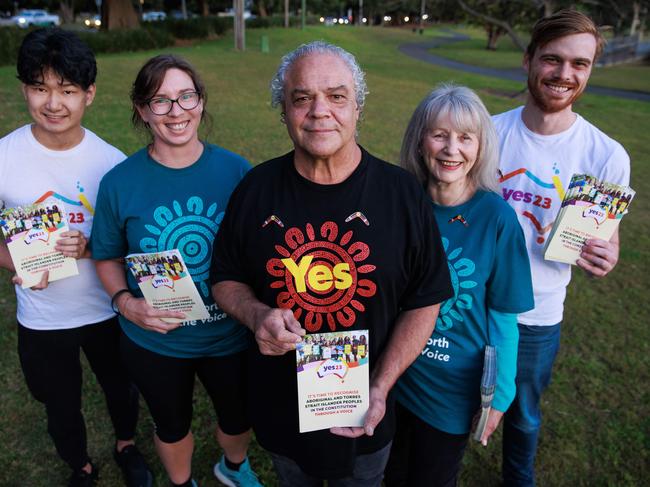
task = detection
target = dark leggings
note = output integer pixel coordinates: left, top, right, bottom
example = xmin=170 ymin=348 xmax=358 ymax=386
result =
xmin=120 ymin=333 xmax=250 ymax=443
xmin=18 ymin=318 xmax=139 ymax=471
xmin=384 ymin=403 xmax=469 ymax=487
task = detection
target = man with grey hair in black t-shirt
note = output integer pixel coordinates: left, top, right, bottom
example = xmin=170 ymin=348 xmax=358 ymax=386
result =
xmin=211 ymin=41 xmax=453 ymax=486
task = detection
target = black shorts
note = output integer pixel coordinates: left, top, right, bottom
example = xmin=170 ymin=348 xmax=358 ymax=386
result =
xmin=120 ymin=332 xmax=250 ymax=443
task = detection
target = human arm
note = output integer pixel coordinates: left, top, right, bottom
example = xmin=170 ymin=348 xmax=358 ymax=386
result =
xmin=576 ymin=227 xmax=620 ymax=278
xmin=95 ymin=258 xmax=184 ymax=334
xmin=330 ymin=303 xmax=440 ymax=438
xmin=0 ymin=238 xmax=14 ymax=272
xmin=211 ymin=280 xmax=305 ymax=355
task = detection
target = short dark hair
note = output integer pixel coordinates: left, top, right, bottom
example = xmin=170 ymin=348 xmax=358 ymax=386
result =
xmin=131 ymin=54 xmax=208 ymax=131
xmin=527 ymin=9 xmax=605 ymax=61
xmin=17 ymin=28 xmax=97 ymax=89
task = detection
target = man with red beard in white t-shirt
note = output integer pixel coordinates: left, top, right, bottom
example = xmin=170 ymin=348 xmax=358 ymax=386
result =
xmin=493 ymin=10 xmax=630 ymax=486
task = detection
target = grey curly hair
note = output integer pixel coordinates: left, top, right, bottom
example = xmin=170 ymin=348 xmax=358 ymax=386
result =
xmin=270 ymin=41 xmax=368 ymax=110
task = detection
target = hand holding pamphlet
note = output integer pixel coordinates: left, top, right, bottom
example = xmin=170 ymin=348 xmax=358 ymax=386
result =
xmin=544 ymin=174 xmax=635 ymax=265
xmin=473 ymin=345 xmax=497 ymax=443
xmin=0 ymin=202 xmax=78 ymax=288
xmin=296 ymin=330 xmax=369 ymax=433
xmin=126 ymin=249 xmax=209 ymax=323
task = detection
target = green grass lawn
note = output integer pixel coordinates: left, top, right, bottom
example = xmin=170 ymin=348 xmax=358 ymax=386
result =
xmin=0 ymin=25 xmax=648 ymax=486
xmin=428 ymin=25 xmax=650 ymax=94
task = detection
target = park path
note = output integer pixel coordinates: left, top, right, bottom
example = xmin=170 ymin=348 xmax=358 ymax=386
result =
xmin=399 ymin=30 xmax=650 ymax=103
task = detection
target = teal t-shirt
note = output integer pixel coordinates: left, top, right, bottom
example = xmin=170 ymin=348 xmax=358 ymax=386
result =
xmin=396 ymin=190 xmax=534 ymax=434
xmin=91 ymin=143 xmax=251 ymax=358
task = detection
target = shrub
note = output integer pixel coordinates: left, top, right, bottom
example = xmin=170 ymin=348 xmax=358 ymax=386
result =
xmin=76 ymin=28 xmax=174 ymax=54
xmin=0 ymin=16 xmax=236 ymax=67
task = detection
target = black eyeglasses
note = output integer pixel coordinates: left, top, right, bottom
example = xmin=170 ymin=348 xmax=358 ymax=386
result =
xmin=147 ymin=91 xmax=201 ymax=115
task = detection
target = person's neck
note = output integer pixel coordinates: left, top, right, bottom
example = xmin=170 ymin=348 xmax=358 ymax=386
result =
xmin=31 ymin=124 xmax=84 ymax=151
xmin=149 ymin=139 xmax=203 ymax=169
xmin=428 ymin=178 xmax=476 ymax=207
xmin=521 ymin=99 xmax=577 ymax=136
xmin=293 ymin=144 xmax=362 ymax=185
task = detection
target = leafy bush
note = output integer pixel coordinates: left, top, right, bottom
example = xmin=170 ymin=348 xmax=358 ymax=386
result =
xmin=76 ymin=28 xmax=174 ymax=54
xmin=150 ymin=16 xmax=231 ymax=40
xmin=246 ymin=14 xmax=322 ymax=29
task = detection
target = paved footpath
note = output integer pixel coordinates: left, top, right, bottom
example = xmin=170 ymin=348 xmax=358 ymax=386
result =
xmin=399 ymin=31 xmax=650 ymax=103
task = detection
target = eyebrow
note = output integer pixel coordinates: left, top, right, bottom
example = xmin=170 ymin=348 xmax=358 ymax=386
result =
xmin=541 ymin=53 xmax=592 ymax=64
xmin=290 ymin=85 xmax=350 ymax=96
xmin=152 ymin=87 xmax=196 ymax=98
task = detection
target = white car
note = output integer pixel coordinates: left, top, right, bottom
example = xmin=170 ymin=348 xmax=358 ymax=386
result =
xmin=142 ymin=11 xmax=167 ymax=22
xmin=12 ymin=9 xmax=61 ymax=28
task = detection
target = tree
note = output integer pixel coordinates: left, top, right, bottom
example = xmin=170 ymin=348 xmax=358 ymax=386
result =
xmin=457 ymin=0 xmax=537 ymax=51
xmin=101 ymin=0 xmax=139 ymax=30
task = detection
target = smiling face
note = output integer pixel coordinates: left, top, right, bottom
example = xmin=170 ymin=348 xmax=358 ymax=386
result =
xmin=22 ymin=69 xmax=95 ymax=149
xmin=525 ymin=33 xmax=596 ymax=114
xmin=422 ymin=112 xmax=479 ymax=188
xmin=136 ymin=68 xmax=203 ymax=150
xmin=283 ymin=53 xmax=360 ymax=163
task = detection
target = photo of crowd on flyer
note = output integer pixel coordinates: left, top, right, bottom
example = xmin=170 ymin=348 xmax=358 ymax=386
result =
xmin=562 ymin=174 xmax=635 ymax=218
xmin=126 ymin=249 xmax=188 ymax=283
xmin=296 ymin=330 xmax=369 ymax=371
xmin=0 ymin=202 xmax=66 ymax=242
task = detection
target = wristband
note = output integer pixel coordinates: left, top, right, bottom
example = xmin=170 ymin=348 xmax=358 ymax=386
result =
xmin=110 ymin=288 xmax=131 ymax=315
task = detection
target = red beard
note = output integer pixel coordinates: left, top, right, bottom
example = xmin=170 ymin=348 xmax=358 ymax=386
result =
xmin=527 ymin=76 xmax=586 ymax=113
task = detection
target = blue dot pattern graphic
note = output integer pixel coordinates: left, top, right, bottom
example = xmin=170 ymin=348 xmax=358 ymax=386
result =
xmin=140 ymin=196 xmax=224 ymax=297
xmin=436 ymin=237 xmax=477 ymax=331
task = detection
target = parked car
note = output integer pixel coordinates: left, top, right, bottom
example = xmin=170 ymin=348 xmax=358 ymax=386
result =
xmin=83 ymin=14 xmax=101 ymax=29
xmin=217 ymin=8 xmax=254 ymax=20
xmin=12 ymin=9 xmax=61 ymax=28
xmin=142 ymin=11 xmax=166 ymax=22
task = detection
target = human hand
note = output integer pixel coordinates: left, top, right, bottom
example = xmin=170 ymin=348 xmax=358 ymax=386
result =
xmin=12 ymin=270 xmax=49 ymax=290
xmin=252 ymin=307 xmax=305 ymax=355
xmin=576 ymin=237 xmax=619 ymax=278
xmin=472 ymin=408 xmax=504 ymax=447
xmin=117 ymin=293 xmax=185 ymax=334
xmin=56 ymin=230 xmax=88 ymax=259
xmin=330 ymin=385 xmax=386 ymax=438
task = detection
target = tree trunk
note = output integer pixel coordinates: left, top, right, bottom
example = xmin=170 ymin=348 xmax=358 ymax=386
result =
xmin=630 ymin=1 xmax=641 ymax=36
xmin=486 ymin=24 xmax=503 ymax=50
xmin=197 ymin=0 xmax=209 ymax=17
xmin=59 ymin=1 xmax=74 ymax=24
xmin=102 ymin=0 xmax=139 ymax=30
xmin=284 ymin=0 xmax=289 ymax=27
xmin=258 ymin=0 xmax=268 ymax=17
xmin=457 ymin=0 xmax=527 ymax=52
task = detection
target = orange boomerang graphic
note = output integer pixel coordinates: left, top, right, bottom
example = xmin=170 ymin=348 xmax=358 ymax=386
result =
xmin=522 ymin=211 xmax=555 ymax=244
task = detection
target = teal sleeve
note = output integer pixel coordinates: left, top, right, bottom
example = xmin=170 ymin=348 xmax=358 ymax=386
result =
xmin=488 ymin=308 xmax=518 ymax=412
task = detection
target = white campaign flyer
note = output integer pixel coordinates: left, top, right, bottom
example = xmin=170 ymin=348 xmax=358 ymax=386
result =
xmin=544 ymin=174 xmax=635 ymax=265
xmin=296 ymin=330 xmax=369 ymax=433
xmin=126 ymin=249 xmax=209 ymax=323
xmin=0 ymin=202 xmax=78 ymax=288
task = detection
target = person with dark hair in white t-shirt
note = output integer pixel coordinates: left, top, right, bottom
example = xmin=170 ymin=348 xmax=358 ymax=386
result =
xmin=0 ymin=28 xmax=151 ymax=487
xmin=493 ymin=10 xmax=630 ymax=486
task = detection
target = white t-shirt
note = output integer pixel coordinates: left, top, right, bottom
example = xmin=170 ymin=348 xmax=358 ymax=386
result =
xmin=493 ymin=107 xmax=630 ymax=326
xmin=0 ymin=124 xmax=125 ymax=330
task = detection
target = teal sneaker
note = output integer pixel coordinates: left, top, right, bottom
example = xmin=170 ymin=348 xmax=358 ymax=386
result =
xmin=213 ymin=456 xmax=263 ymax=487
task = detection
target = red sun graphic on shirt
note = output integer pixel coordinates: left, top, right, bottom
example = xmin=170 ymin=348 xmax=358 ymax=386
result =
xmin=266 ymin=221 xmax=377 ymax=332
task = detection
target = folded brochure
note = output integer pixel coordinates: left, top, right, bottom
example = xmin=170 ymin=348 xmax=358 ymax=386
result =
xmin=125 ymin=249 xmax=209 ymax=323
xmin=544 ymin=174 xmax=634 ymax=265
xmin=0 ymin=202 xmax=78 ymax=288
xmin=296 ymin=330 xmax=369 ymax=433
